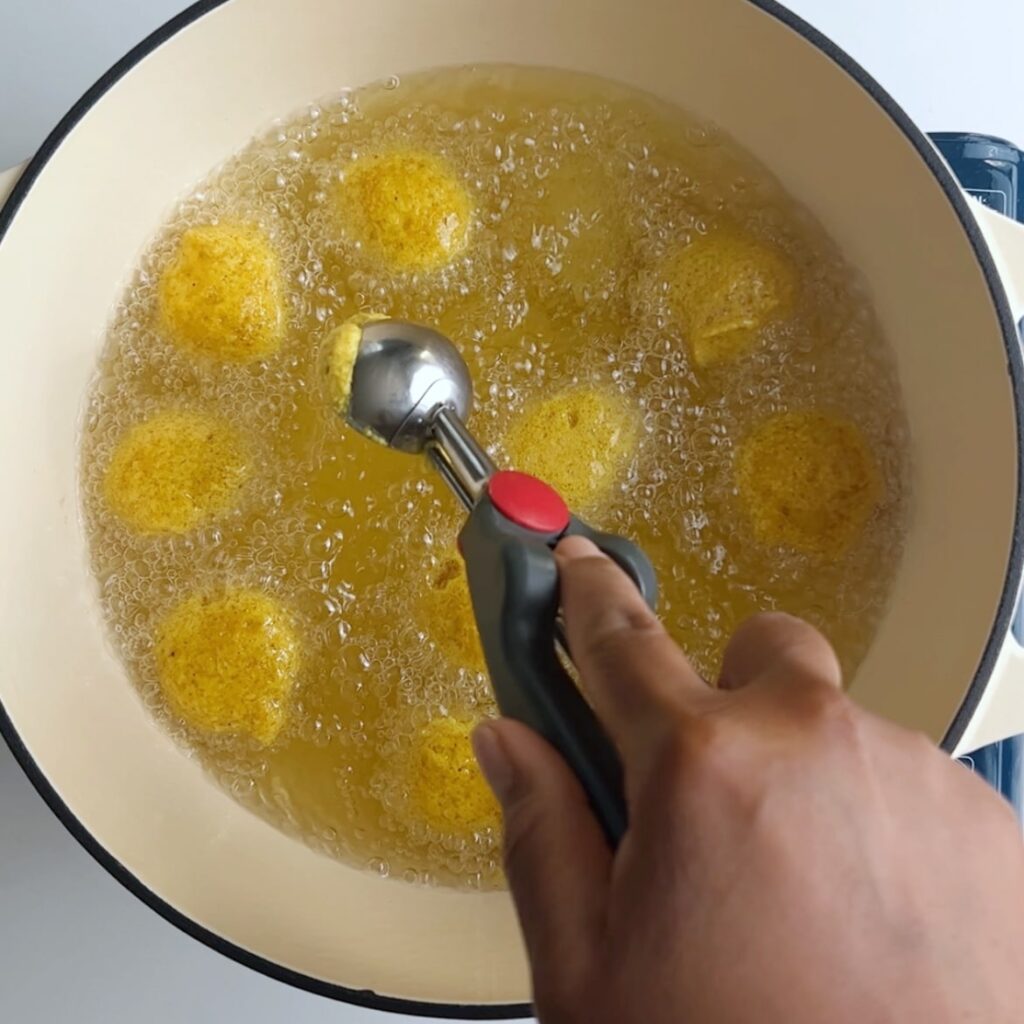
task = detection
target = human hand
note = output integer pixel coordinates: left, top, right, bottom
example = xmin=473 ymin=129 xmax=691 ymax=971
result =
xmin=472 ymin=536 xmax=1024 ymax=1024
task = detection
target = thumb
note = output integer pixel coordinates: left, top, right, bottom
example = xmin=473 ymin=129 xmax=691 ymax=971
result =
xmin=473 ymin=718 xmax=611 ymax=975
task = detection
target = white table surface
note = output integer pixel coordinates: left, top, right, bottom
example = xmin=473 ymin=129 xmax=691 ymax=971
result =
xmin=1 ymin=1 xmax=1023 ymax=1021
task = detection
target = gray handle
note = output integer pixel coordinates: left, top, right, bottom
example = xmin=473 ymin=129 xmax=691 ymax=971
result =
xmin=459 ymin=498 xmax=656 ymax=847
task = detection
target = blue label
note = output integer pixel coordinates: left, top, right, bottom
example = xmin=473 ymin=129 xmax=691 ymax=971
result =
xmin=965 ymin=187 xmax=1010 ymax=216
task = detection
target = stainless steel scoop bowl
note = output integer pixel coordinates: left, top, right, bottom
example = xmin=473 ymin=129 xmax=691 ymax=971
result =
xmin=344 ymin=317 xmax=494 ymax=507
xmin=347 ymin=319 xmax=471 ymax=451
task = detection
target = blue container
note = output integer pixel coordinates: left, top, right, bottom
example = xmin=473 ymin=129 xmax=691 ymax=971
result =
xmin=931 ymin=131 xmax=1024 ymax=820
xmin=931 ymin=132 xmax=1021 ymax=219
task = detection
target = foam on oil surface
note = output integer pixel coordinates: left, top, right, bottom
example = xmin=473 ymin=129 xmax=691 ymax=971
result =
xmin=81 ymin=65 xmax=910 ymax=890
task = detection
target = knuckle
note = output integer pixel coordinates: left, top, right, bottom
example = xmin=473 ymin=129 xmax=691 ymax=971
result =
xmin=658 ymin=714 xmax=716 ymax=771
xmin=792 ymin=678 xmax=855 ymax=731
xmin=582 ymin=605 xmax=662 ymax=663
xmin=725 ymin=612 xmax=841 ymax=688
xmin=653 ymin=715 xmax=745 ymax=798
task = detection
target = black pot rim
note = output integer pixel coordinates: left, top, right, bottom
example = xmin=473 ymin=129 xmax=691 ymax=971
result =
xmin=1 ymin=0 xmax=1021 ymax=1018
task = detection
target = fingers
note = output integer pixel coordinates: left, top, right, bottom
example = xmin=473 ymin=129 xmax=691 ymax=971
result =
xmin=718 ymin=612 xmax=842 ymax=692
xmin=473 ymin=718 xmax=610 ymax=974
xmin=555 ymin=537 xmax=712 ymax=759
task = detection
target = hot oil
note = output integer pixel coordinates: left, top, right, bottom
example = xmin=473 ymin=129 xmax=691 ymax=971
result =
xmin=81 ymin=65 xmax=910 ymax=889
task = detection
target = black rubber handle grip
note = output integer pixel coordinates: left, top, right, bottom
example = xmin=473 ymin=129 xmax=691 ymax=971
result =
xmin=459 ymin=497 xmax=657 ymax=847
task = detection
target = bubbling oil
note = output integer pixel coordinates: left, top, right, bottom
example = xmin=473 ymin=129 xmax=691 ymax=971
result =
xmin=81 ymin=65 xmax=910 ymax=890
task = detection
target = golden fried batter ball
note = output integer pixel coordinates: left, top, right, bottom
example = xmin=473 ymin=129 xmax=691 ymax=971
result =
xmin=503 ymin=387 xmax=640 ymax=512
xmin=103 ymin=410 xmax=248 ymax=534
xmin=324 ymin=312 xmax=388 ymax=416
xmin=337 ymin=150 xmax=471 ymax=271
xmin=155 ymin=588 xmax=300 ymax=745
xmin=158 ymin=221 xmax=283 ymax=362
xmin=736 ymin=411 xmax=882 ymax=557
xmin=418 ymin=556 xmax=486 ymax=675
xmin=670 ymin=229 xmax=797 ymax=368
xmin=404 ymin=715 xmax=500 ymax=835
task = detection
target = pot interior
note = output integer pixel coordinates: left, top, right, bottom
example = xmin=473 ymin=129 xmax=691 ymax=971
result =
xmin=0 ymin=0 xmax=1017 ymax=1011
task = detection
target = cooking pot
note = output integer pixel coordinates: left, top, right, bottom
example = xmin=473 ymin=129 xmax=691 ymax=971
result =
xmin=2 ymin=0 xmax=1024 ymax=1016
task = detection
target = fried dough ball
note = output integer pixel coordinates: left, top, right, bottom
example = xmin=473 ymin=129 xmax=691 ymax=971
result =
xmin=503 ymin=387 xmax=640 ymax=511
xmin=337 ymin=150 xmax=471 ymax=271
xmin=158 ymin=221 xmax=283 ymax=362
xmin=103 ymin=410 xmax=248 ymax=534
xmin=418 ymin=556 xmax=486 ymax=675
xmin=404 ymin=715 xmax=500 ymax=835
xmin=736 ymin=411 xmax=882 ymax=557
xmin=670 ymin=229 xmax=797 ymax=368
xmin=155 ymin=588 xmax=300 ymax=745
xmin=324 ymin=312 xmax=389 ymax=416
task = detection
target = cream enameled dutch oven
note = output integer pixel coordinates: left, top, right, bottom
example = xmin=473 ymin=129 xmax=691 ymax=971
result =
xmin=2 ymin=0 xmax=1024 ymax=1017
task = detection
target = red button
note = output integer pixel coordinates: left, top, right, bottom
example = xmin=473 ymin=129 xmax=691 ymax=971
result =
xmin=488 ymin=470 xmax=570 ymax=534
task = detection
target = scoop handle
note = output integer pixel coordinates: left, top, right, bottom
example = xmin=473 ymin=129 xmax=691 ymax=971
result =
xmin=459 ymin=496 xmax=656 ymax=848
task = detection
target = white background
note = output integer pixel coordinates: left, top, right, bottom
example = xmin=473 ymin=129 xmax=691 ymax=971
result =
xmin=1 ymin=1 xmax=1023 ymax=1021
